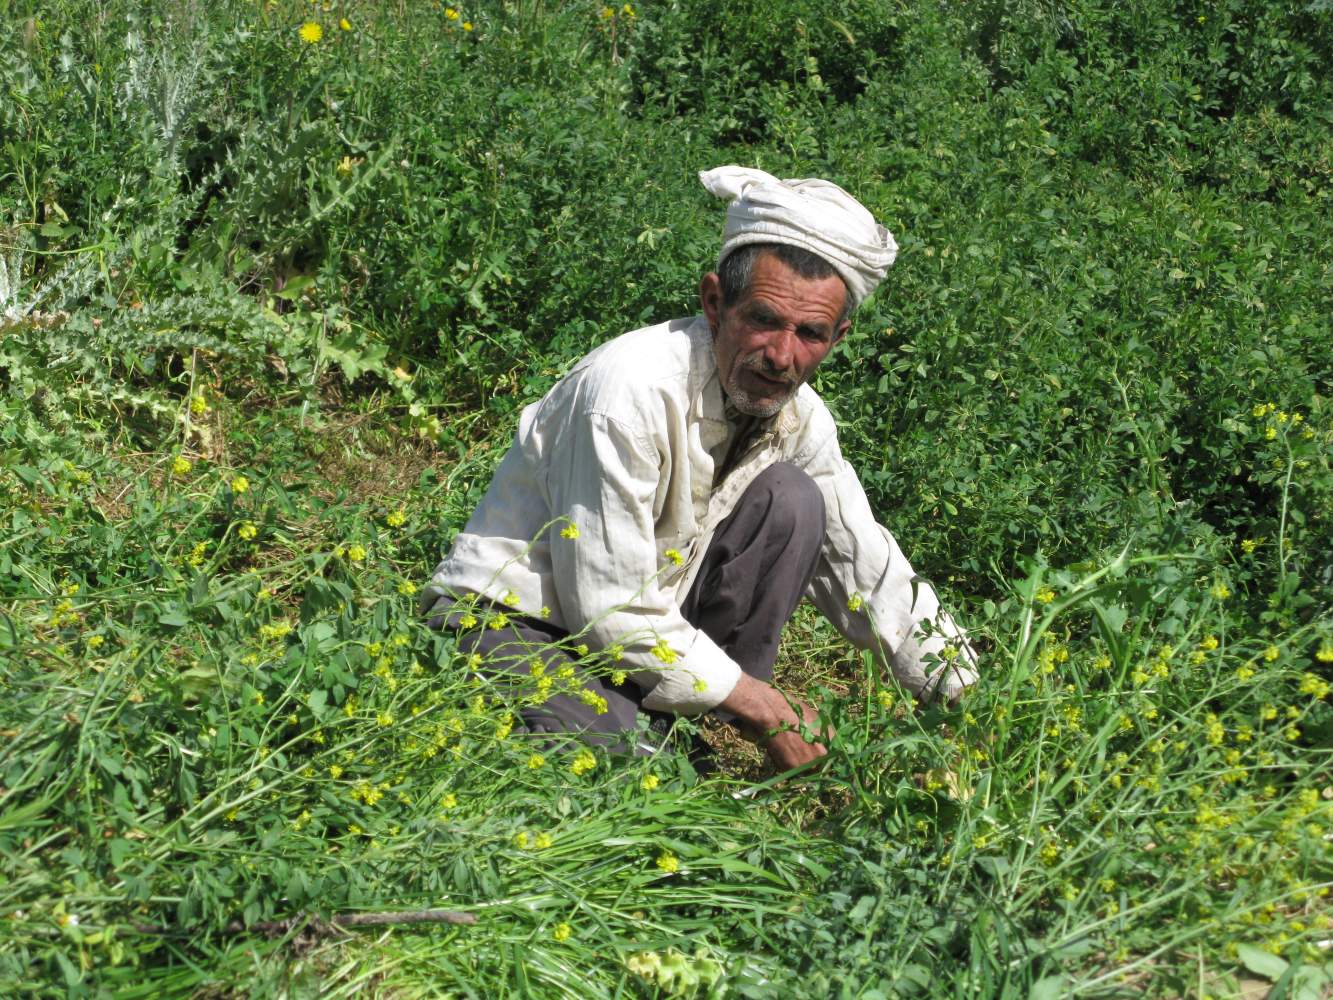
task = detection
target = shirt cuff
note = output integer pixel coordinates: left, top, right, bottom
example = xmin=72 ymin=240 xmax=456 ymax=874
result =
xmin=637 ymin=656 xmax=743 ymax=715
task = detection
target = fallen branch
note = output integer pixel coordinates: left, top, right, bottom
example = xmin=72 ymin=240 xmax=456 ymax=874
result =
xmin=133 ymin=908 xmax=477 ymax=939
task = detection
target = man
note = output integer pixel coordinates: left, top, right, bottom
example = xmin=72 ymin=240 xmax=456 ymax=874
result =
xmin=421 ymin=166 xmax=976 ymax=771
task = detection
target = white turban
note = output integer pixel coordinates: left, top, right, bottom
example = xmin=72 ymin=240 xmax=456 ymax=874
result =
xmin=699 ymin=165 xmax=898 ymax=307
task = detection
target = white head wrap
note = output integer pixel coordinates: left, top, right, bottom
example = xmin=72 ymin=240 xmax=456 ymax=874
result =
xmin=699 ymin=165 xmax=898 ymax=307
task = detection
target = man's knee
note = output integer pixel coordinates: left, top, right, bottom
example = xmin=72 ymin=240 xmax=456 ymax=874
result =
xmin=748 ymin=462 xmax=825 ymax=539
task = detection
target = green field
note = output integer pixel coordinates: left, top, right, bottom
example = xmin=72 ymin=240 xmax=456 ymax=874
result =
xmin=2 ymin=0 xmax=1331 ymax=996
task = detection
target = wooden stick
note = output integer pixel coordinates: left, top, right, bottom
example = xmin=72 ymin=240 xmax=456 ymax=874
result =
xmin=133 ymin=908 xmax=477 ymax=938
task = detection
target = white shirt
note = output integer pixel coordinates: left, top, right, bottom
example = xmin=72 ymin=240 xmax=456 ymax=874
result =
xmin=422 ymin=316 xmax=977 ymax=714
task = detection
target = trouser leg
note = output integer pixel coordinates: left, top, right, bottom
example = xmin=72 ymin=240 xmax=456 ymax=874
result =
xmin=680 ymin=461 xmax=826 ymax=684
xmin=430 ymin=601 xmax=644 ymax=751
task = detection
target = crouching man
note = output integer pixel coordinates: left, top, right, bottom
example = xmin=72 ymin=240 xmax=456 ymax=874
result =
xmin=421 ymin=166 xmax=976 ymax=771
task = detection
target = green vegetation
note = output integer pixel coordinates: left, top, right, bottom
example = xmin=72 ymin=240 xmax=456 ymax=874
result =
xmin=2 ymin=0 xmax=1330 ymax=995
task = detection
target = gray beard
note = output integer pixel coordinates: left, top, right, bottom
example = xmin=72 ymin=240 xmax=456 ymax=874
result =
xmin=722 ymin=372 xmax=794 ymax=418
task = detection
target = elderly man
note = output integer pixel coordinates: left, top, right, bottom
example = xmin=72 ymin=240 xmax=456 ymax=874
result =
xmin=421 ymin=166 xmax=976 ymax=771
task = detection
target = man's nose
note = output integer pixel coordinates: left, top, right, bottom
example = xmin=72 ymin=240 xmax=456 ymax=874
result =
xmin=763 ymin=328 xmax=796 ymax=372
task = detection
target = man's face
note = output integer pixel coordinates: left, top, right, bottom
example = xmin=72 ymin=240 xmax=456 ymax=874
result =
xmin=700 ymin=252 xmax=850 ymax=418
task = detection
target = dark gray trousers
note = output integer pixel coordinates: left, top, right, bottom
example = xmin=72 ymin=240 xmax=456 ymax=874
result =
xmin=432 ymin=462 xmax=825 ymax=753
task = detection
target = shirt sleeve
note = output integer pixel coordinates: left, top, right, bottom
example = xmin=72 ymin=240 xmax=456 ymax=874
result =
xmin=802 ymin=429 xmax=978 ymax=703
xmin=545 ymin=407 xmax=743 ymax=715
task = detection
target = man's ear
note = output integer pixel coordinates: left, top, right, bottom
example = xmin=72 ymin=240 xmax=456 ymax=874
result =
xmin=699 ymin=272 xmax=723 ymax=329
xmin=832 ymin=319 xmax=851 ymax=346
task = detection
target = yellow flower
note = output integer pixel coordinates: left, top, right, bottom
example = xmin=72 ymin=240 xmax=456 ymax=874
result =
xmin=1265 ymin=426 xmax=1277 ymax=440
xmin=189 ymin=395 xmax=208 ymax=416
xmin=513 ymin=831 xmax=529 ymax=849
xmin=846 ymin=593 xmax=864 ymax=613
xmin=1034 ymin=586 xmax=1056 ymax=604
xmin=570 ymin=749 xmax=596 ymax=776
xmin=664 ymin=548 xmax=683 ymax=566
xmin=560 ymin=523 xmax=580 ymax=539
xmin=397 ymin=579 xmax=417 ymax=596
xmin=329 ymin=764 xmax=343 ymax=778
xmin=622 ymin=3 xmax=635 ymax=15
xmin=237 ymin=521 xmax=258 ymax=540
xmin=1199 ymin=635 xmax=1219 ymax=651
xmin=527 ymin=753 xmax=546 ymax=770
xmin=600 ymin=5 xmax=614 ymax=17
xmin=346 ymin=544 xmax=367 ymax=562
xmin=1264 ymin=645 xmax=1280 ymax=662
xmin=488 ymin=613 xmax=509 ymax=630
xmin=462 ymin=21 xmax=473 ymax=30
xmin=385 ymin=509 xmax=406 ymax=528
xmin=655 ymin=850 xmax=679 ymax=873
xmin=574 ymin=643 xmax=588 ymax=656
xmin=553 ymin=922 xmax=572 ymax=942
xmin=1316 ymin=642 xmax=1333 ymax=664
xmin=339 ymin=17 xmax=351 ymax=31
xmin=439 ymin=792 xmax=458 ymax=811
xmin=611 ymin=669 xmax=627 ymax=686
xmin=502 ymin=591 xmax=520 ymax=607
xmin=877 ymin=689 xmax=894 ymax=710
xmin=298 ymin=21 xmax=323 ymax=44
xmin=533 ymin=831 xmax=553 ymax=850
xmin=458 ymin=613 xmax=477 ymax=629
xmin=86 ymin=634 xmax=105 ymax=650
xmin=230 ymin=474 xmax=249 ymax=494
xmin=1298 ymin=673 xmax=1330 ymax=699
xmin=1240 ymin=538 xmax=1257 ymax=554
xmin=171 ymin=455 xmax=192 ymax=476
xmin=1209 ymin=582 xmax=1231 ymax=601
xmin=337 ymin=155 xmax=355 ymax=175
xmin=640 ymin=773 xmax=659 ymax=792
xmin=651 ymin=639 xmax=678 ymax=665
xmin=444 ymin=7 xmax=459 ymax=19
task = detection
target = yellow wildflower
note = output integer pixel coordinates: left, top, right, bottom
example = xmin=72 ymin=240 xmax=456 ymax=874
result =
xmin=623 ymin=3 xmax=635 ymax=15
xmin=230 ymin=474 xmax=249 ymax=494
xmin=651 ymin=639 xmax=678 ymax=665
xmin=385 ymin=509 xmax=406 ymax=528
xmin=237 ymin=521 xmax=258 ymax=540
xmin=190 ymin=395 xmax=208 ymax=416
xmin=847 ymin=593 xmax=864 ymax=613
xmin=339 ymin=17 xmax=351 ymax=30
xmin=1210 ymin=582 xmax=1231 ymax=600
xmin=487 ymin=613 xmax=509 ymax=630
xmin=1200 ymin=635 xmax=1219 ymax=651
xmin=445 ymin=7 xmax=459 ymax=19
xmin=171 ymin=455 xmax=192 ymax=476
xmin=502 ymin=591 xmax=520 ymax=607
xmin=553 ymin=922 xmax=572 ymax=942
xmin=692 ymin=677 xmax=707 ymax=693
xmin=513 ymin=831 xmax=529 ymax=849
xmin=1034 ymin=586 xmax=1056 ymax=604
xmin=1316 ymin=642 xmax=1333 ymax=664
xmin=1240 ymin=538 xmax=1257 ymax=554
xmin=570 ymin=749 xmax=596 ymax=776
xmin=640 ymin=773 xmax=659 ymax=792
xmin=560 ymin=523 xmax=580 ymax=539
xmin=527 ymin=754 xmax=545 ymax=770
xmin=462 ymin=21 xmax=473 ymax=30
xmin=611 ymin=669 xmax=627 ymax=686
xmin=534 ymin=831 xmax=553 ymax=850
xmin=664 ymin=548 xmax=683 ymax=566
xmin=298 ymin=21 xmax=323 ymax=43
xmin=655 ymin=850 xmax=679 ymax=873
xmin=1264 ymin=645 xmax=1280 ymax=662
xmin=345 ymin=544 xmax=367 ymax=561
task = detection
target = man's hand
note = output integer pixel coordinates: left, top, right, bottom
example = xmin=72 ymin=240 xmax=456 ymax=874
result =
xmin=718 ymin=673 xmax=829 ymax=771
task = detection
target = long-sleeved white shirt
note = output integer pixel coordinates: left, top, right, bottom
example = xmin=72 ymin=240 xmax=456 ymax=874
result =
xmin=421 ymin=315 xmax=977 ymax=714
